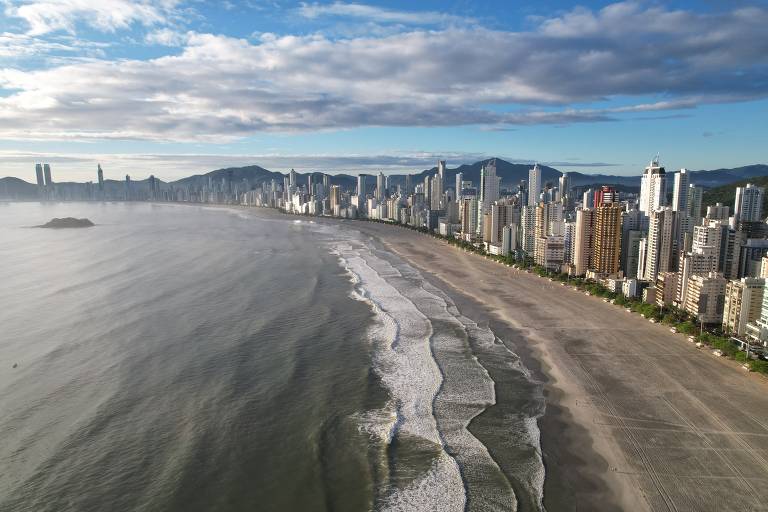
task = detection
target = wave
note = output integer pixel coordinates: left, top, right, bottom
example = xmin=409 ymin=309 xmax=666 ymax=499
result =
xmin=328 ymin=227 xmax=545 ymax=512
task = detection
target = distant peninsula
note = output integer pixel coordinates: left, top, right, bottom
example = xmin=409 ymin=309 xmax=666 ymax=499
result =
xmin=38 ymin=217 xmax=95 ymax=229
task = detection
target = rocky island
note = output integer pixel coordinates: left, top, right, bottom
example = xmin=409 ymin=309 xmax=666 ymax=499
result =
xmin=38 ymin=217 xmax=95 ymax=229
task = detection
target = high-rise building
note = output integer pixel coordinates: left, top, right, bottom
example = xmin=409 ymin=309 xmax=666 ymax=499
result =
xmin=528 ymin=164 xmax=541 ymax=207
xmin=642 ymin=207 xmax=678 ymax=282
xmin=624 ymin=230 xmax=645 ymax=279
xmin=35 ymin=164 xmax=44 ymax=187
xmin=405 ymin=174 xmax=412 ymax=196
xmin=357 ymin=174 xmax=367 ymax=197
xmin=43 ymin=164 xmax=52 ymax=187
xmin=687 ymin=185 xmax=703 ymax=219
xmin=564 ymin=221 xmax=576 ymax=264
xmin=734 ymin=183 xmax=764 ymax=222
xmin=329 ymin=185 xmax=341 ymax=211
xmin=490 ymin=202 xmax=516 ymax=244
xmin=723 ymin=277 xmax=765 ymax=337
xmin=477 ymin=161 xmax=499 ymax=235
xmin=455 ymin=172 xmax=463 ymax=202
xmin=289 ymin=169 xmax=297 ymax=189
xmin=706 ymin=203 xmax=730 ymax=221
xmin=430 ymin=175 xmax=442 ymax=211
xmin=520 ymin=205 xmax=537 ymax=254
xmin=672 ymin=169 xmax=690 ymax=212
xmin=592 ymin=203 xmax=623 ymax=274
xmin=558 ymin=173 xmax=570 ymax=204
xmin=460 ymin=198 xmax=478 ymax=238
xmin=573 ymin=208 xmax=595 ymax=275
xmin=594 ymin=186 xmax=617 ymax=207
xmin=582 ymin=189 xmax=594 ymax=209
xmin=97 ymin=164 xmax=104 ymax=192
xmin=639 ymin=158 xmax=666 ymax=213
xmin=437 ymin=160 xmax=446 ymax=209
xmin=684 ymin=272 xmax=727 ymax=325
xmin=376 ymin=172 xmax=386 ymax=201
xmin=124 ymin=174 xmax=131 ymax=200
xmin=148 ymin=175 xmax=155 ymax=199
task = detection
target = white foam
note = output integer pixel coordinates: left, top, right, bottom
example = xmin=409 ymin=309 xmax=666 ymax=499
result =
xmin=327 ymin=227 xmax=545 ymax=512
xmin=334 ymin=239 xmax=465 ymax=511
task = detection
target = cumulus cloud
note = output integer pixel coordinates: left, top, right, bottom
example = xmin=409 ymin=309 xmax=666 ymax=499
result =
xmin=4 ymin=0 xmax=180 ymax=35
xmin=0 ymin=2 xmax=766 ymax=141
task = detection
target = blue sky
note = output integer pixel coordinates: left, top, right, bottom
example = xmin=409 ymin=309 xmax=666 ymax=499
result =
xmin=0 ymin=0 xmax=766 ymax=182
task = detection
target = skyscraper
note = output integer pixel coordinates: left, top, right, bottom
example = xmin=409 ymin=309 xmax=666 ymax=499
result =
xmin=643 ymin=207 xmax=678 ymax=282
xmin=124 ymin=174 xmax=131 ymax=200
xmin=289 ymin=169 xmax=297 ymax=189
xmin=520 ymin=205 xmax=537 ymax=254
xmin=97 ymin=164 xmax=104 ymax=192
xmin=376 ymin=172 xmax=386 ymax=201
xmin=594 ymin=186 xmax=617 ymax=207
xmin=672 ymin=168 xmax=690 ymax=212
xmin=490 ymin=202 xmax=516 ymax=244
xmin=687 ymin=184 xmax=703 ymax=219
xmin=455 ymin=172 xmax=463 ymax=202
xmin=329 ymin=185 xmax=341 ymax=211
xmin=432 ymin=160 xmax=445 ymax=210
xmin=593 ymin=204 xmax=623 ymax=274
xmin=528 ymin=164 xmax=541 ymax=207
xmin=43 ymin=164 xmax=52 ymax=187
xmin=357 ymin=174 xmax=367 ymax=197
xmin=639 ymin=157 xmax=666 ymax=213
xmin=558 ymin=172 xmax=570 ymax=207
xmin=35 ymin=164 xmax=44 ymax=187
xmin=734 ymin=183 xmax=764 ymax=222
xmin=477 ymin=161 xmax=499 ymax=235
xmin=573 ymin=208 xmax=595 ymax=275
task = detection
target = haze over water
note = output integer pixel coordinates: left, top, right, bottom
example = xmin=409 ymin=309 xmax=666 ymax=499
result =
xmin=0 ymin=203 xmax=543 ymax=511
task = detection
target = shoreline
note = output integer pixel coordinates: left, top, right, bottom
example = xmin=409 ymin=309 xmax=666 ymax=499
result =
xmin=351 ymin=221 xmax=631 ymax=511
xmin=342 ymin=219 xmax=768 ymax=512
xmin=18 ymin=201 xmax=768 ymax=509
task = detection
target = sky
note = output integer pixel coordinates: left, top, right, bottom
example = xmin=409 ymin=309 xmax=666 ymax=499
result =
xmin=0 ymin=0 xmax=766 ymax=182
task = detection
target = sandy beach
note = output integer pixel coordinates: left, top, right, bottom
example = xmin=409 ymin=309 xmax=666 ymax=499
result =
xmin=348 ymin=220 xmax=768 ymax=511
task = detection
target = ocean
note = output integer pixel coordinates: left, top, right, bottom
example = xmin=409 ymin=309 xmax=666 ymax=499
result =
xmin=0 ymin=202 xmax=544 ymax=511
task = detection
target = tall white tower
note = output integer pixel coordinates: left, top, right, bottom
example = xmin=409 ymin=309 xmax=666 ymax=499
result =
xmin=639 ymin=157 xmax=667 ymax=214
xmin=528 ymin=164 xmax=541 ymax=207
xmin=734 ymin=183 xmax=764 ymax=222
xmin=672 ymin=168 xmax=690 ymax=213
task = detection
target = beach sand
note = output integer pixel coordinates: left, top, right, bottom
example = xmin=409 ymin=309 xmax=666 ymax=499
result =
xmin=349 ymin=221 xmax=768 ymax=512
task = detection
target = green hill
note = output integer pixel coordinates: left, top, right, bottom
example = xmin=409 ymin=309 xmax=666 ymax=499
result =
xmin=702 ymin=176 xmax=768 ymax=218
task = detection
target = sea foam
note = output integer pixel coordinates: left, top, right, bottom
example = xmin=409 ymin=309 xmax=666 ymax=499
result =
xmin=328 ymin=228 xmax=545 ymax=512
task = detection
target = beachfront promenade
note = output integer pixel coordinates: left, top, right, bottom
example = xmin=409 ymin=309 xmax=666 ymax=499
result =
xmin=354 ymin=220 xmax=768 ymax=512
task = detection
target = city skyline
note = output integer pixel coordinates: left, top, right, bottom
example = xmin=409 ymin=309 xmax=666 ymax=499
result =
xmin=1 ymin=0 xmax=767 ymax=180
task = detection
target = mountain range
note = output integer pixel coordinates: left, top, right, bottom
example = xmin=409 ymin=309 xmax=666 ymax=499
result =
xmin=1 ymin=159 xmax=767 ymax=200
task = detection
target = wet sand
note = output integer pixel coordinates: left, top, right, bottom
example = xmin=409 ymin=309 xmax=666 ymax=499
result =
xmin=350 ymin=221 xmax=768 ymax=512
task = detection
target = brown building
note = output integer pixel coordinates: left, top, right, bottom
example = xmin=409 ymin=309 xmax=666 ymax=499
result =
xmin=592 ymin=204 xmax=623 ymax=274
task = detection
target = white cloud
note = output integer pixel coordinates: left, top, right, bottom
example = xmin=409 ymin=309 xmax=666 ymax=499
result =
xmin=4 ymin=0 xmax=181 ymax=35
xmin=0 ymin=2 xmax=765 ymax=142
xmin=297 ymin=2 xmax=472 ymax=26
xmin=144 ymin=28 xmax=188 ymax=46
